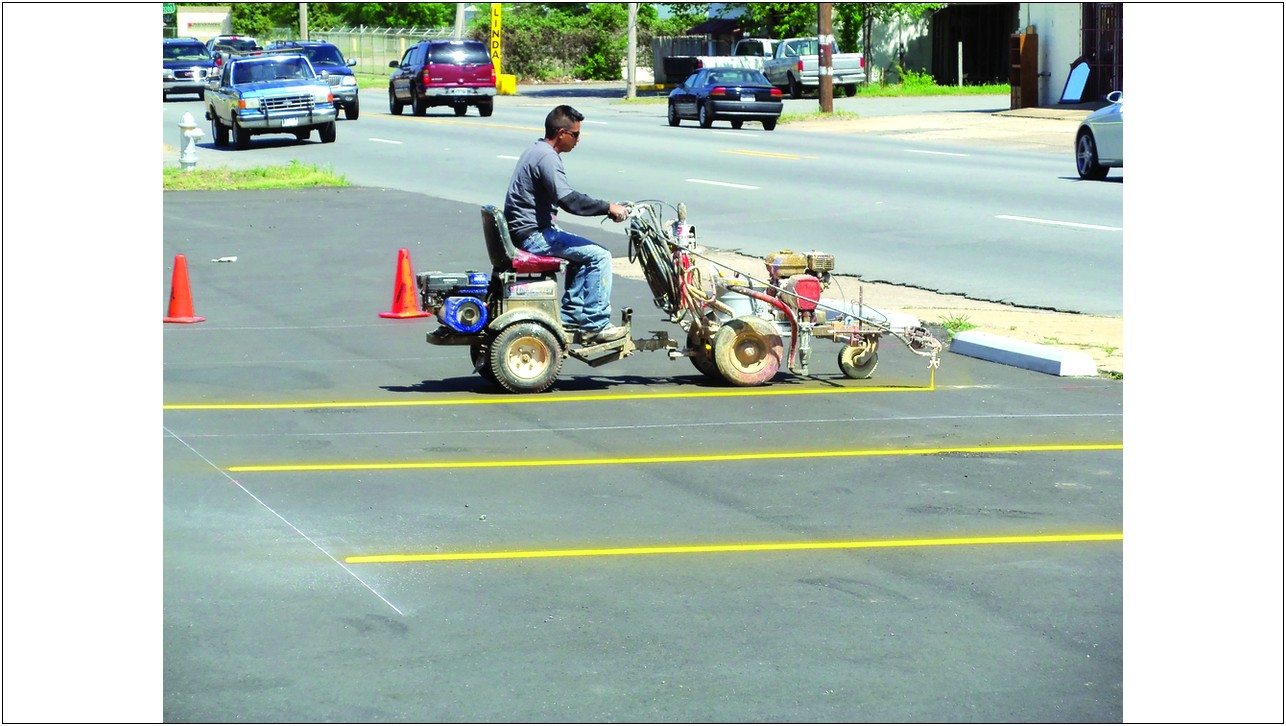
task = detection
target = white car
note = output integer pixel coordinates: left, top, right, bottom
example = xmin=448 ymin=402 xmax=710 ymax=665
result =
xmin=1075 ymin=90 xmax=1123 ymax=180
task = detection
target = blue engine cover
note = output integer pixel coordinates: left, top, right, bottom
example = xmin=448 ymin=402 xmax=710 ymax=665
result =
xmin=442 ymin=296 xmax=488 ymax=333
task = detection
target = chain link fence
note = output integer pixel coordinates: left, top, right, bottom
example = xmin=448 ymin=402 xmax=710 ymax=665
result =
xmin=269 ymin=26 xmax=461 ymax=75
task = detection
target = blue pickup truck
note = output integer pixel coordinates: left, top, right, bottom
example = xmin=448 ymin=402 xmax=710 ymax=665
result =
xmin=204 ymin=50 xmax=338 ymax=149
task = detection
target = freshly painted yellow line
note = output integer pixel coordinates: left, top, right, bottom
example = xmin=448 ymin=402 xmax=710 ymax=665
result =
xmin=227 ymin=443 xmax=1122 ymax=473
xmin=345 ymin=532 xmax=1124 ymax=564
xmin=721 ymin=149 xmax=817 ymax=160
xmin=164 ymin=383 xmax=932 ymax=411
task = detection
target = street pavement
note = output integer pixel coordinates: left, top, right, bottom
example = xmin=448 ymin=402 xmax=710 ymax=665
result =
xmin=160 ymin=188 xmax=1123 ymax=722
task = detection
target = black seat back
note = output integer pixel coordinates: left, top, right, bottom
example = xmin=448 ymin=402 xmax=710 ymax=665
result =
xmin=481 ymin=205 xmax=517 ymax=272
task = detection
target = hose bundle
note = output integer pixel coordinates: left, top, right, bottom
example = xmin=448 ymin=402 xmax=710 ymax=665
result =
xmin=625 ymin=202 xmax=682 ymax=316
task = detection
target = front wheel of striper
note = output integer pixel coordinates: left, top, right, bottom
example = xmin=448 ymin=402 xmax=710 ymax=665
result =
xmin=838 ymin=337 xmax=879 ymax=379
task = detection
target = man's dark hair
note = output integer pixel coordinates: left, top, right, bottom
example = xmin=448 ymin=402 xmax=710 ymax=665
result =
xmin=545 ymin=105 xmax=584 ymax=139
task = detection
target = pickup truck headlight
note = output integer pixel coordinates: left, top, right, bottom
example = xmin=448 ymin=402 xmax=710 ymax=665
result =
xmin=339 ymin=76 xmax=357 ymax=87
xmin=238 ymin=97 xmax=261 ymax=110
xmin=313 ymin=88 xmax=333 ymax=103
xmin=163 ymin=69 xmax=175 ymax=81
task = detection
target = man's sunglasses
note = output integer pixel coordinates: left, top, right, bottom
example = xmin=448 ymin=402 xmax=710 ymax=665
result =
xmin=561 ymin=129 xmax=581 ymax=139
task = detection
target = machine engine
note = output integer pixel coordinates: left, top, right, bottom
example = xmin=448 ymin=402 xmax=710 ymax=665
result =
xmin=764 ymin=250 xmax=834 ymax=319
xmin=416 ymin=271 xmax=491 ymax=333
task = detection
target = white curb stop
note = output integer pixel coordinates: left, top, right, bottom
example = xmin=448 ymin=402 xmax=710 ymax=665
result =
xmin=950 ymin=329 xmax=1098 ymax=376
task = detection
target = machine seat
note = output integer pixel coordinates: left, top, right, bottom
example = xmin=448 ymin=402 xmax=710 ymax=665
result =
xmin=481 ymin=205 xmax=562 ymax=274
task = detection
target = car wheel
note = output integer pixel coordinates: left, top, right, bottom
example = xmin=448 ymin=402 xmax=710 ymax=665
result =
xmin=667 ymin=101 xmax=680 ymax=127
xmin=294 ymin=130 xmax=310 ymax=141
xmin=211 ymin=114 xmax=229 ymax=146
xmin=453 ymin=104 xmax=467 ymax=117
xmin=489 ymin=322 xmax=563 ymax=394
xmin=478 ymin=99 xmax=493 ymax=117
xmin=231 ymin=119 xmax=251 ymax=150
xmin=346 ymin=98 xmax=359 ymax=120
xmin=762 ymin=118 xmax=777 ymax=131
xmin=413 ymin=94 xmax=428 ymax=116
xmin=197 ymin=88 xmax=205 ymax=101
xmin=388 ymin=87 xmax=404 ymax=115
xmin=731 ymin=120 xmax=744 ymax=129
xmin=698 ymin=102 xmax=714 ymax=128
xmin=788 ymin=74 xmax=802 ymax=99
xmin=1076 ymin=129 xmax=1108 ymax=180
xmin=843 ymin=83 xmax=857 ymax=97
xmin=319 ymin=121 xmax=336 ymax=143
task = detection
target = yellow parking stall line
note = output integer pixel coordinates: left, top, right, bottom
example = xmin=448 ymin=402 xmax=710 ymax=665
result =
xmin=345 ymin=532 xmax=1124 ymax=564
xmin=163 ymin=383 xmax=934 ymax=411
xmin=721 ymin=149 xmax=816 ymax=160
xmin=226 ymin=443 xmax=1122 ymax=473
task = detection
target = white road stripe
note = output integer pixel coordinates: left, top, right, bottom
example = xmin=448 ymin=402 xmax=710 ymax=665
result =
xmin=686 ymin=178 xmax=760 ymax=190
xmin=906 ymin=148 xmax=968 ymax=157
xmin=368 ymin=138 xmax=402 ymax=144
xmin=996 ymin=214 xmax=1123 ymax=232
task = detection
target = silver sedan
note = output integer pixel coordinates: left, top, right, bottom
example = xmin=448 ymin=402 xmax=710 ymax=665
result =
xmin=1075 ymin=90 xmax=1123 ymax=180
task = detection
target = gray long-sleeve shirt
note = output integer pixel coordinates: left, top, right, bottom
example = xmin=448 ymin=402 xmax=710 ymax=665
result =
xmin=503 ymin=139 xmax=609 ymax=245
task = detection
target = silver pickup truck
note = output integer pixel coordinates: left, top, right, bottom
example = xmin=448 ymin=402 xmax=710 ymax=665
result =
xmin=205 ymin=50 xmax=338 ymax=150
xmin=761 ymin=37 xmax=865 ymax=98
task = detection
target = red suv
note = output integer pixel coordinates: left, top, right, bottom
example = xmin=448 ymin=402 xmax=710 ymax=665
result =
xmin=388 ymin=40 xmax=496 ymax=117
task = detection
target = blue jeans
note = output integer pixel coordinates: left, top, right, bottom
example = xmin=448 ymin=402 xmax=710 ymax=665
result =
xmin=520 ymin=226 xmax=613 ymax=331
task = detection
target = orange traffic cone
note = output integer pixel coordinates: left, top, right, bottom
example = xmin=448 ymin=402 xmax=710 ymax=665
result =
xmin=379 ymin=248 xmax=430 ymax=319
xmin=163 ymin=254 xmax=205 ymax=324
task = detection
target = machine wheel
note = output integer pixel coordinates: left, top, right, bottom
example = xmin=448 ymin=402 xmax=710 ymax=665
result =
xmin=470 ymin=341 xmax=498 ymax=385
xmin=319 ymin=121 xmax=337 ymax=143
xmin=713 ymin=316 xmax=783 ymax=386
xmin=490 ymin=322 xmax=563 ymax=394
xmin=231 ymin=118 xmax=251 ymax=149
xmin=686 ymin=327 xmax=722 ymax=381
xmin=762 ymin=118 xmax=777 ymax=131
xmin=478 ymin=99 xmax=493 ymax=117
xmin=346 ymin=99 xmax=360 ymax=120
xmin=211 ymin=114 xmax=229 ymax=146
xmin=698 ymin=101 xmax=714 ymax=128
xmin=1076 ymin=129 xmax=1108 ymax=180
xmin=788 ymin=74 xmax=803 ymax=99
xmin=667 ymin=101 xmax=680 ymax=127
xmin=388 ymin=87 xmax=404 ymax=115
xmin=838 ymin=337 xmax=879 ymax=379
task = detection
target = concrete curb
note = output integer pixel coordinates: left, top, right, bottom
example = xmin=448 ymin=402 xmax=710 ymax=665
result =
xmin=949 ymin=329 xmax=1098 ymax=376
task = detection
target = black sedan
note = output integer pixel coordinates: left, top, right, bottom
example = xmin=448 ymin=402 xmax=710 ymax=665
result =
xmin=668 ymin=68 xmax=784 ymax=131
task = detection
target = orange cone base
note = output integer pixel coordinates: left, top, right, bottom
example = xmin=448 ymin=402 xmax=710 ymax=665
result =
xmin=164 ymin=314 xmax=207 ymax=324
xmin=378 ymin=309 xmax=430 ymax=319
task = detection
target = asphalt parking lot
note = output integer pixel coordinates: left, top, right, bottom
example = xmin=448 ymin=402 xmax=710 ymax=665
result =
xmin=161 ymin=187 xmax=1122 ymax=722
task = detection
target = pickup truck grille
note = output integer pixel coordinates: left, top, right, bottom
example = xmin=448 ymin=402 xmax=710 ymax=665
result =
xmin=261 ymin=94 xmax=316 ymax=113
xmin=174 ymin=68 xmax=210 ymax=81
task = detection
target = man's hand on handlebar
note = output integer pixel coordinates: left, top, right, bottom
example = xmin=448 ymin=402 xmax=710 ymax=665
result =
xmin=607 ymin=202 xmax=629 ymax=223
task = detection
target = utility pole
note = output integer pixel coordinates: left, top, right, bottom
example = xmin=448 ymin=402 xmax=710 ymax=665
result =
xmin=626 ymin=3 xmax=638 ymax=99
xmin=299 ymin=2 xmax=308 ymax=40
xmin=818 ymin=2 xmax=833 ymax=112
xmin=455 ymin=3 xmax=465 ymax=39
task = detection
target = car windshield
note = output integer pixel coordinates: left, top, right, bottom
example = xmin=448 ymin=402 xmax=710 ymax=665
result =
xmin=303 ymin=46 xmax=345 ymax=65
xmin=429 ymin=43 xmax=491 ymax=65
xmin=218 ymin=39 xmax=258 ymax=51
xmin=233 ymin=58 xmax=313 ymax=83
xmin=166 ymin=43 xmax=211 ymax=61
xmin=706 ymin=70 xmax=767 ymax=86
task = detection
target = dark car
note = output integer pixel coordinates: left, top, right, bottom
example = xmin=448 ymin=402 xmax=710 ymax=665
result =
xmin=163 ymin=37 xmax=218 ymax=100
xmin=388 ymin=39 xmax=496 ymax=117
xmin=668 ymin=67 xmax=783 ymax=130
xmin=268 ymin=40 xmax=360 ymax=119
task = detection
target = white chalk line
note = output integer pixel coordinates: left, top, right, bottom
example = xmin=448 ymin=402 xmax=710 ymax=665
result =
xmin=164 ymin=426 xmax=404 ymax=616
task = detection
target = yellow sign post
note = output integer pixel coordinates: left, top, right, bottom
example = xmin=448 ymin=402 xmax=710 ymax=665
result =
xmin=491 ymin=3 xmax=516 ymax=94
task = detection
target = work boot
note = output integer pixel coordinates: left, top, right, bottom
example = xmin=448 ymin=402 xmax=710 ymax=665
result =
xmin=583 ymin=324 xmax=628 ymax=344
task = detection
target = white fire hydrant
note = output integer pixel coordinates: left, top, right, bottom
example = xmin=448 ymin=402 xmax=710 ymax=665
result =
xmin=177 ymin=112 xmax=205 ymax=171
